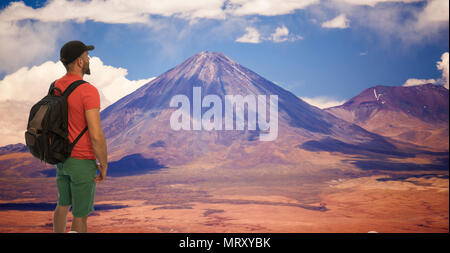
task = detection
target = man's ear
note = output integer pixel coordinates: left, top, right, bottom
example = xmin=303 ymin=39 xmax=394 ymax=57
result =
xmin=76 ymin=57 xmax=83 ymax=68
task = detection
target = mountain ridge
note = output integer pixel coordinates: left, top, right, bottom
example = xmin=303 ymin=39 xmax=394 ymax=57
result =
xmin=326 ymin=83 xmax=449 ymax=151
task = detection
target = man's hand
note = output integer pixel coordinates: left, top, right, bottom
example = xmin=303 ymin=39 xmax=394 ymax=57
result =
xmin=94 ymin=163 xmax=107 ymax=183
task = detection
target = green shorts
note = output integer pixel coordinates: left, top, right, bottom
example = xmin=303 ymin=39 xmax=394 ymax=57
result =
xmin=56 ymin=157 xmax=97 ymax=217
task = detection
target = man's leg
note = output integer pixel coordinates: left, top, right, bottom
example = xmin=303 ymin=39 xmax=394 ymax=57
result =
xmin=53 ymin=205 xmax=71 ymax=233
xmin=71 ymin=216 xmax=88 ymax=233
xmin=55 ymin=162 xmax=72 ymax=233
xmin=67 ymin=158 xmax=97 ymax=233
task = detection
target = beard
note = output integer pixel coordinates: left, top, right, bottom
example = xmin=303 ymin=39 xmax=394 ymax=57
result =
xmin=83 ymin=60 xmax=91 ymax=75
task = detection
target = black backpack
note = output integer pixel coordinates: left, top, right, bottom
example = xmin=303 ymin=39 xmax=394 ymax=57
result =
xmin=24 ymin=80 xmax=88 ymax=165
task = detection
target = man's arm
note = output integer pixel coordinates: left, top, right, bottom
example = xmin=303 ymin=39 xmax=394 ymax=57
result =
xmin=85 ymin=108 xmax=108 ymax=182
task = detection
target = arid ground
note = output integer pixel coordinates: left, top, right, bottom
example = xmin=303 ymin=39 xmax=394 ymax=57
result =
xmin=0 ymin=151 xmax=448 ymax=233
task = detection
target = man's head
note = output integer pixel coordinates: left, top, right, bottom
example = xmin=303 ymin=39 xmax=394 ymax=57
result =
xmin=60 ymin=40 xmax=94 ymax=75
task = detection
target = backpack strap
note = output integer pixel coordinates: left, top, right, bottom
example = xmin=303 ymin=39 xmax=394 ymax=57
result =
xmin=69 ymin=126 xmax=88 ymax=154
xmin=48 ymin=81 xmax=55 ymax=95
xmin=48 ymin=79 xmax=87 ymax=97
xmin=62 ymin=80 xmax=88 ymax=97
xmin=61 ymin=79 xmax=89 ymax=154
xmin=48 ymin=81 xmax=63 ymax=96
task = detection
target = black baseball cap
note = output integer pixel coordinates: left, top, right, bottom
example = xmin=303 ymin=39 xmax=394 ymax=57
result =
xmin=60 ymin=40 xmax=94 ymax=64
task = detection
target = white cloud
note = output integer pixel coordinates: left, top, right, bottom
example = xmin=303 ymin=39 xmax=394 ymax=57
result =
xmin=0 ymin=57 xmax=154 ymax=107
xmin=270 ymin=25 xmax=290 ymax=42
xmin=321 ymin=0 xmax=449 ymax=44
xmin=1 ymin=0 xmax=447 ymax=74
xmin=0 ymin=100 xmax=34 ymax=146
xmin=226 ymin=0 xmax=319 ymax=16
xmin=0 ymin=1 xmax=312 ymax=64
xmin=0 ymin=0 xmax=320 ymax=25
xmin=300 ymin=96 xmax=347 ymax=109
xmin=401 ymin=51 xmax=449 ymax=89
xmin=0 ymin=57 xmax=154 ymax=146
xmin=0 ymin=0 xmax=226 ymax=24
xmin=0 ymin=0 xmax=225 ymax=68
xmin=236 ymin=27 xmax=262 ymax=43
xmin=417 ymin=0 xmax=449 ymax=26
xmin=436 ymin=52 xmax=449 ymax=89
xmin=0 ymin=0 xmax=227 ymax=74
xmin=237 ymin=25 xmax=303 ymax=43
xmin=87 ymin=57 xmax=155 ymax=106
xmin=339 ymin=0 xmax=423 ymax=7
xmin=269 ymin=25 xmax=303 ymax=42
xmin=321 ymin=14 xmax=350 ymax=29
xmin=0 ymin=19 xmax=65 ymax=74
xmin=402 ymin=78 xmax=436 ymax=87
xmin=0 ymin=61 xmax=65 ymax=103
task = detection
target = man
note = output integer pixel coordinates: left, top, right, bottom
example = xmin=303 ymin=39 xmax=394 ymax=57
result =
xmin=52 ymin=41 xmax=108 ymax=233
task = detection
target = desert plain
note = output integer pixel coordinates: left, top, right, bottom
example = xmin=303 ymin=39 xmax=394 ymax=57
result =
xmin=0 ymin=150 xmax=447 ymax=233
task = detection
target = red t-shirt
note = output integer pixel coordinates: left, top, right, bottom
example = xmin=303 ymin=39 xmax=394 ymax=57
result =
xmin=54 ymin=73 xmax=100 ymax=160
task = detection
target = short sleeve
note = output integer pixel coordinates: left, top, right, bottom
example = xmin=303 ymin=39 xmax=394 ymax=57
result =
xmin=81 ymin=83 xmax=100 ymax=111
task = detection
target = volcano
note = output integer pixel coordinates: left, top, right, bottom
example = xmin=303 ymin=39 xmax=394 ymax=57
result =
xmin=325 ymin=84 xmax=449 ymax=151
xmin=100 ymin=51 xmax=410 ymax=168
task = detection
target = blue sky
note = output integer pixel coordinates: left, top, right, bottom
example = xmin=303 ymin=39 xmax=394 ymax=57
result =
xmin=0 ymin=0 xmax=448 ymax=107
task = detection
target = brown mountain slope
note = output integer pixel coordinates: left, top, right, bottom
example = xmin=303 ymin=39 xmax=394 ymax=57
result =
xmin=326 ymin=84 xmax=449 ymax=151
